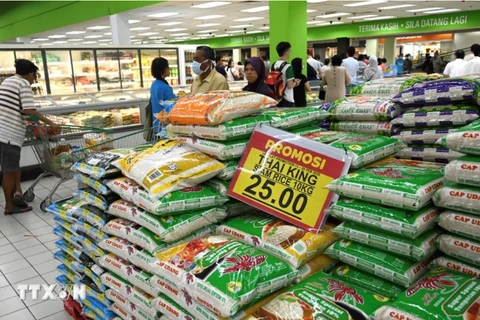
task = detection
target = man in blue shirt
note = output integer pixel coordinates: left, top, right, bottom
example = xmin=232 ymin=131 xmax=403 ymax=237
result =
xmin=395 ymin=53 xmax=405 ymax=74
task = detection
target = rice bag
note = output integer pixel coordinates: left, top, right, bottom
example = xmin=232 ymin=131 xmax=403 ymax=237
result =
xmin=327 ymin=165 xmax=445 ymax=210
xmin=73 ymin=187 xmax=120 ymax=211
xmin=57 ymin=264 xmax=78 ymax=283
xmin=394 ymin=127 xmax=459 ymax=145
xmin=164 ymin=91 xmax=276 ymax=125
xmin=151 ymin=236 xmax=297 ymax=317
xmin=334 ymin=221 xmax=442 ymax=261
xmin=328 ymin=200 xmax=441 ymax=239
xmin=166 ymin=114 xmax=271 ymax=141
xmin=103 ymin=218 xmax=138 ymax=238
xmin=74 ymin=204 xmax=112 ymax=229
xmin=55 ymin=239 xmax=83 ymax=262
xmin=296 ymin=254 xmax=335 ymax=282
xmin=98 ymin=237 xmax=136 ymax=261
xmin=216 ymin=159 xmax=238 ymax=180
xmin=429 ymin=256 xmax=480 ymax=277
xmin=433 ymin=183 xmax=480 ymax=215
xmin=79 ymin=264 xmax=107 ymax=292
xmin=319 ymin=120 xmax=398 ymax=136
xmin=390 ymin=104 xmax=480 ymax=127
xmin=113 ymin=139 xmax=225 ymax=198
xmin=325 ymin=240 xmax=433 ymax=287
xmin=438 ymin=211 xmax=480 ymax=242
xmin=53 ymin=226 xmax=83 ymax=249
xmin=74 ymin=173 xmax=110 ymax=195
xmin=76 ymin=220 xmax=109 ymax=243
xmin=203 ymin=178 xmax=229 ymax=196
xmin=363 ymin=156 xmax=447 ymax=171
xmin=331 ymin=264 xmax=404 ymax=300
xmin=72 ymin=148 xmax=134 ymax=179
xmin=99 ymin=253 xmax=133 ymax=280
xmin=395 ymin=145 xmax=464 ymax=163
xmin=175 ymin=136 xmax=247 ymax=161
xmin=321 ymin=96 xmax=404 ymax=121
xmin=83 ymin=295 xmax=117 ymax=320
xmin=444 ymin=156 xmax=480 ymax=187
xmin=104 ymin=177 xmax=139 ymax=203
xmin=437 ymin=118 xmax=480 ymax=155
xmin=109 ymin=200 xmax=227 ymax=242
xmin=110 ymin=302 xmax=153 ymax=320
xmin=54 ymin=250 xmax=83 ymax=273
xmin=374 ymin=268 xmax=480 ymax=320
xmin=353 ymin=77 xmax=407 ymax=96
xmin=222 ymin=199 xmax=257 ymax=217
xmin=436 ymin=233 xmax=480 ymax=266
xmin=47 ymin=198 xmax=84 ymax=222
xmin=153 ymin=295 xmax=203 ymax=320
xmin=127 ymin=267 xmax=160 ymax=297
xmin=261 ymin=107 xmax=330 ymax=129
xmin=216 ymin=215 xmax=338 ymax=268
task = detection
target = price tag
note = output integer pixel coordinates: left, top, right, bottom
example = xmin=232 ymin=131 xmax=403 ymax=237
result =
xmin=228 ymin=125 xmax=352 ymax=233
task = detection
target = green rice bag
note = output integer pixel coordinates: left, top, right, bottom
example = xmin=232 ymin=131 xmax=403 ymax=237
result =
xmin=288 ymin=125 xmax=325 ymax=136
xmin=444 ymin=155 xmax=480 ymax=187
xmin=262 ymin=107 xmax=330 ymax=129
xmin=175 ymin=136 xmax=248 ymax=160
xmin=438 ymin=210 xmax=480 ymax=241
xmin=374 ymin=268 xmax=480 ymax=320
xmin=334 ymin=221 xmax=442 ymax=261
xmin=429 ymin=256 xmax=480 ymax=277
xmin=319 ymin=120 xmax=398 ymax=136
xmin=436 ymin=233 xmax=480 ymax=266
xmin=327 ymin=165 xmax=445 ymax=210
xmin=325 ymin=96 xmax=404 ymax=121
xmin=203 ymin=178 xmax=230 ymax=196
xmin=216 ymin=159 xmax=239 ymax=181
xmin=433 ymin=183 xmax=480 ymax=215
xmin=325 ymin=240 xmax=433 ymax=287
xmin=437 ymin=118 xmax=480 ymax=155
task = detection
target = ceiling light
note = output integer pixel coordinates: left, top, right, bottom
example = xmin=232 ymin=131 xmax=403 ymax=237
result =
xmin=98 ymin=39 xmax=110 ymax=42
xmin=170 ymin=33 xmax=189 ymax=36
xmin=234 ymin=17 xmax=263 ymax=22
xmin=48 ymin=35 xmax=66 ymax=39
xmin=139 ymin=32 xmax=159 ymax=36
xmin=66 ymin=31 xmax=85 ymax=35
xmin=33 ymin=38 xmax=49 ymax=41
xmin=68 ymin=39 xmax=83 ymax=42
xmin=347 ymin=15 xmax=377 ymax=19
xmin=99 ymin=43 xmax=108 ymax=46
xmin=316 ymin=12 xmax=351 ymax=18
xmin=164 ymin=28 xmax=187 ymax=32
xmin=104 ymin=32 xmax=112 ymax=35
xmin=194 ymin=15 xmax=225 ymax=20
xmin=316 ymin=21 xmax=344 ymax=25
xmin=130 ymin=27 xmax=151 ymax=31
xmin=175 ymin=37 xmax=190 ymax=40
xmin=129 ymin=19 xmax=140 ymax=24
xmin=147 ymin=12 xmax=179 ymax=18
xmin=307 ymin=0 xmax=327 ymax=2
xmin=192 ymin=2 xmax=231 ymax=9
xmin=149 ymin=36 xmax=164 ymax=39
xmin=230 ymin=24 xmax=252 ymax=28
xmin=378 ymin=4 xmax=415 ymax=9
xmin=241 ymin=6 xmax=269 ymax=13
xmin=198 ymin=29 xmax=219 ymax=33
xmin=41 ymin=43 xmax=53 ymax=46
xmin=53 ymin=41 xmax=67 ymax=44
xmin=307 ymin=9 xmax=317 ymax=13
xmin=364 ymin=15 xmax=396 ymax=20
xmin=87 ymin=26 xmax=110 ymax=30
xmin=246 ymin=31 xmax=262 ymax=34
xmin=307 ymin=20 xmax=324 ymax=24
xmin=216 ymin=34 xmax=229 ymax=37
xmin=85 ymin=35 xmax=102 ymax=39
xmin=227 ymin=30 xmax=244 ymax=33
xmin=196 ymin=23 xmax=221 ymax=27
xmin=158 ymin=21 xmax=183 ymax=26
xmin=83 ymin=41 xmax=97 ymax=44
xmin=407 ymin=7 xmax=444 ymax=12
xmin=344 ymin=0 xmax=386 ymax=7
xmin=423 ymin=8 xmax=461 ymax=14
xmin=259 ymin=26 xmax=269 ymax=30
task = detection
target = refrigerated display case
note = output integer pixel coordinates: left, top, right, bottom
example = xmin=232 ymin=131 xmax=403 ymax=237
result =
xmin=71 ymin=49 xmax=98 ymax=93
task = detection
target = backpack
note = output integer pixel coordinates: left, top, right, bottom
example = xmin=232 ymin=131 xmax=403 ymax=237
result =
xmin=265 ymin=61 xmax=288 ymax=100
xmin=307 ymin=63 xmax=317 ymax=79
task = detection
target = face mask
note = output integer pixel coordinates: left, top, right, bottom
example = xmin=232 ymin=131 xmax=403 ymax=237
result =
xmin=192 ymin=60 xmax=209 ymax=75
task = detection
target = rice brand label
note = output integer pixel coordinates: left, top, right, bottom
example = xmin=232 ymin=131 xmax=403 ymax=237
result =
xmin=430 ymin=256 xmax=480 ymax=278
xmin=436 ymin=234 xmax=480 ymax=265
xmin=228 ymin=125 xmax=352 ymax=233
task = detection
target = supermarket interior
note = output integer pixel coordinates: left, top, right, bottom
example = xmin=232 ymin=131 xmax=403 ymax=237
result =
xmin=1 ymin=0 xmax=480 ymax=320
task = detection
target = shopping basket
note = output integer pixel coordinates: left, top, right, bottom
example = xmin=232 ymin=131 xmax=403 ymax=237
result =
xmin=24 ymin=124 xmax=113 ymax=211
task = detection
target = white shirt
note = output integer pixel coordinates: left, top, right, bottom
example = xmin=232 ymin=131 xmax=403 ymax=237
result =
xmin=342 ymin=57 xmax=359 ymax=83
xmin=463 ymin=57 xmax=480 ymax=76
xmin=443 ymin=59 xmax=467 ymax=77
xmin=307 ymin=57 xmax=321 ymax=78
xmin=320 ymin=65 xmax=330 ymax=77
xmin=465 ymin=53 xmax=475 ymax=62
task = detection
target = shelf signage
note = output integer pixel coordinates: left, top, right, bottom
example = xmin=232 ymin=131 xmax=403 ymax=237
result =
xmin=358 ymin=15 xmax=469 ymax=34
xmin=227 ymin=125 xmax=352 ymax=233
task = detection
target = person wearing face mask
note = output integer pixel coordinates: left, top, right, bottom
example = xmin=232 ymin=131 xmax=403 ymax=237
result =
xmin=191 ymin=46 xmax=229 ymax=95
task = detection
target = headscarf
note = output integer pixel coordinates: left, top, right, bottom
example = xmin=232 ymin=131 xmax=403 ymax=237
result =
xmin=243 ymin=57 xmax=266 ymax=93
xmin=364 ymin=55 xmax=383 ymax=82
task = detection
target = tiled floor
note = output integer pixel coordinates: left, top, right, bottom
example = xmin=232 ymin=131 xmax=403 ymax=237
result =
xmin=0 ymin=176 xmax=78 ymax=320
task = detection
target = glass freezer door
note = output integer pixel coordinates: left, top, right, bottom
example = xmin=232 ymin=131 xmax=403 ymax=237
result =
xmin=0 ymin=51 xmax=15 ymax=85
xmin=44 ymin=50 xmax=75 ymax=94
xmin=160 ymin=49 xmax=179 ymax=86
xmin=118 ymin=49 xmax=141 ymax=90
xmin=71 ymin=49 xmax=98 ymax=93
xmin=96 ymin=50 xmax=122 ymax=91
xmin=140 ymin=49 xmax=160 ymax=89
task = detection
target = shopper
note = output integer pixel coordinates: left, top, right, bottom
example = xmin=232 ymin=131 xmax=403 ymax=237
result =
xmin=463 ymin=44 xmax=480 ymax=75
xmin=322 ymin=54 xmax=351 ymax=103
xmin=236 ymin=61 xmax=245 ymax=80
xmin=443 ymin=50 xmax=467 ymax=78
xmin=307 ymin=51 xmax=321 ymax=80
xmin=191 ymin=46 xmax=229 ymax=95
xmin=465 ymin=44 xmax=479 ymax=62
xmin=395 ymin=53 xmax=405 ymax=74
xmin=320 ymin=58 xmax=330 ymax=78
xmin=432 ymin=51 xmax=443 ymax=74
xmin=358 ymin=54 xmax=367 ymax=76
xmin=422 ymin=55 xmax=434 ymax=74
xmin=0 ymin=59 xmax=59 ymax=215
xmin=272 ymin=41 xmax=299 ymax=107
xmin=150 ymin=57 xmax=176 ymax=133
xmin=292 ymin=58 xmax=312 ymax=107
xmin=364 ymin=55 xmax=383 ymax=82
xmin=404 ymin=54 xmax=413 ymax=73
xmin=380 ymin=58 xmax=388 ymax=72
xmin=341 ymin=46 xmax=359 ymax=83
xmin=243 ymin=57 xmax=274 ymax=99
xmin=215 ymin=56 xmax=227 ymax=78
xmin=225 ymin=59 xmax=238 ymax=82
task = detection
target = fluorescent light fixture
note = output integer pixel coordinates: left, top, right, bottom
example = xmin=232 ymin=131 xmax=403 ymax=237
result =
xmin=48 ymin=35 xmax=66 ymax=39
xmin=194 ymin=15 xmax=225 ymax=20
xmin=53 ymin=41 xmax=67 ymax=44
xmin=241 ymin=6 xmax=269 ymax=13
xmin=68 ymin=39 xmax=83 ymax=42
xmin=246 ymin=30 xmax=262 ymax=34
xmin=234 ymin=17 xmax=263 ymax=22
xmin=158 ymin=21 xmax=183 ymax=26
xmin=364 ymin=15 xmax=396 ymax=20
xmin=98 ymin=39 xmax=110 ymax=42
xmin=87 ymin=26 xmax=110 ymax=30
xmin=147 ymin=12 xmax=179 ymax=18
xmin=316 ymin=12 xmax=351 ymax=18
xmin=192 ymin=2 xmax=231 ymax=9
xmin=175 ymin=37 xmax=190 ymax=39
xmin=344 ymin=0 xmax=386 ymax=7
xmin=378 ymin=4 xmax=415 ymax=9
xmin=196 ymin=23 xmax=221 ymax=27
xmin=33 ymin=38 xmax=49 ymax=41
xmin=85 ymin=35 xmax=102 ymax=39
xmin=129 ymin=19 xmax=140 ymax=24
xmin=198 ymin=29 xmax=219 ymax=33
xmin=139 ymin=32 xmax=159 ymax=36
xmin=191 ymin=37 xmax=201 ymax=40
xmin=149 ymin=36 xmax=164 ymax=39
xmin=307 ymin=9 xmax=317 ymax=13
xmin=164 ymin=28 xmax=187 ymax=32
xmin=104 ymin=32 xmax=112 ymax=35
xmin=66 ymin=31 xmax=85 ymax=35
xmin=316 ymin=21 xmax=344 ymax=25
xmin=259 ymin=26 xmax=269 ymax=30
xmin=307 ymin=0 xmax=327 ymax=2
xmin=99 ymin=43 xmax=108 ymax=46
xmin=423 ymin=8 xmax=461 ymax=14
xmin=347 ymin=15 xmax=377 ymax=19
xmin=307 ymin=20 xmax=324 ymax=24
xmin=41 ymin=43 xmax=53 ymax=46
xmin=227 ymin=30 xmax=244 ymax=33
xmin=130 ymin=27 xmax=151 ymax=31
xmin=230 ymin=24 xmax=252 ymax=28
xmin=130 ymin=36 xmax=135 ymax=38
xmin=170 ymin=33 xmax=189 ymax=36
xmin=407 ymin=7 xmax=444 ymax=12
xmin=216 ymin=34 xmax=229 ymax=37
xmin=82 ymin=41 xmax=97 ymax=44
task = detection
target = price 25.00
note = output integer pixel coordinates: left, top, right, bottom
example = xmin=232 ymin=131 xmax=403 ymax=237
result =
xmin=244 ymin=174 xmax=307 ymax=215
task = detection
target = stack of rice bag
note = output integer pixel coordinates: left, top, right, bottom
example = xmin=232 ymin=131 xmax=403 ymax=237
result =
xmin=392 ymin=76 xmax=480 ymax=163
xmin=349 ymin=75 xmax=441 ymax=97
xmin=429 ymin=119 xmax=480 ymax=276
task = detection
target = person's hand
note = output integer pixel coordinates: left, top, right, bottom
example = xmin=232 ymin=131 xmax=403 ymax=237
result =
xmin=49 ymin=122 xmax=61 ymax=135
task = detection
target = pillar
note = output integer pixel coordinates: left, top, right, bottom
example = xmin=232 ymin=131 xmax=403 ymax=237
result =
xmin=110 ymin=13 xmax=131 ymax=45
xmin=269 ymin=1 xmax=307 ymax=65
xmin=232 ymin=49 xmax=241 ymax=64
xmin=16 ymin=37 xmax=31 ymax=44
xmin=366 ymin=39 xmax=379 ymax=57
xmin=383 ymin=37 xmax=396 ymax=68
xmin=336 ymin=38 xmax=350 ymax=57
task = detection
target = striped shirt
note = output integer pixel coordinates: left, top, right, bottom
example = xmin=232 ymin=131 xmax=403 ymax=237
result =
xmin=0 ymin=75 xmax=33 ymax=147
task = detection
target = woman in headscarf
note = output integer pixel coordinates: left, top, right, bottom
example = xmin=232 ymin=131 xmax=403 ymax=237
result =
xmin=364 ymin=55 xmax=383 ymax=82
xmin=243 ymin=57 xmax=275 ymax=99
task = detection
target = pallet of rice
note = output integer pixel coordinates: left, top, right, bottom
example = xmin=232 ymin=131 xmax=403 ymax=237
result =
xmin=395 ymin=145 xmax=464 ymax=163
xmin=319 ymin=120 xmax=399 ymax=136
xmin=326 ymin=165 xmax=445 ymax=211
xmin=437 ymin=210 xmax=480 ymax=241
xmin=437 ymin=118 xmax=480 ymax=155
xmin=429 ymin=256 xmax=480 ymax=277
xmin=444 ymin=156 xmax=480 ymax=187
xmin=433 ymin=183 xmax=480 ymax=215
xmin=436 ymin=233 xmax=480 ymax=266
xmin=175 ymin=136 xmax=248 ymax=161
xmin=394 ymin=127 xmax=459 ymax=145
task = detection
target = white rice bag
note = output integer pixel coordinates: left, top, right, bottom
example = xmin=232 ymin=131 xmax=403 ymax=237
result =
xmin=436 ymin=233 xmax=480 ymax=266
xmin=438 ymin=210 xmax=480 ymax=241
xmin=444 ymin=156 xmax=480 ymax=187
xmin=429 ymin=256 xmax=480 ymax=277
xmin=395 ymin=146 xmax=464 ymax=164
xmin=437 ymin=118 xmax=480 ymax=155
xmin=175 ymin=136 xmax=247 ymax=161
xmin=394 ymin=127 xmax=458 ymax=145
xmin=433 ymin=183 xmax=480 ymax=215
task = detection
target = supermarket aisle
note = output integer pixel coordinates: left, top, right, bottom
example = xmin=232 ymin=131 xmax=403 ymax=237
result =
xmin=0 ymin=176 xmax=77 ymax=320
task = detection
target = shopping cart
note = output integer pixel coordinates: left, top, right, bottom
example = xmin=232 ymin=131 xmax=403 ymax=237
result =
xmin=24 ymin=124 xmax=113 ymax=211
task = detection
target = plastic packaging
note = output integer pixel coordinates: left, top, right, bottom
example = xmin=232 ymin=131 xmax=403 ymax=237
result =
xmin=390 ymin=104 xmax=479 ymax=127
xmin=437 ymin=118 xmax=480 ymax=155
xmin=395 ymin=127 xmax=459 ymax=145
xmin=319 ymin=120 xmax=399 ymax=136
xmin=321 ymin=96 xmax=405 ymax=121
xmin=436 ymin=233 xmax=480 ymax=266
xmin=395 ymin=145 xmax=464 ymax=163
xmin=444 ymin=156 xmax=480 ymax=187
xmin=433 ymin=183 xmax=480 ymax=215
xmin=175 ymin=136 xmax=248 ymax=161
xmin=438 ymin=210 xmax=480 ymax=241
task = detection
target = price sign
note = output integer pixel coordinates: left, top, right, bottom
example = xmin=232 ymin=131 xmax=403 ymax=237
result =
xmin=228 ymin=125 xmax=352 ymax=233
